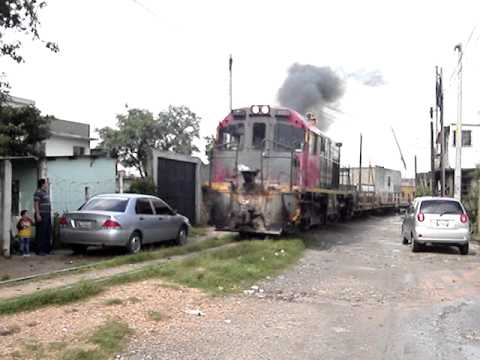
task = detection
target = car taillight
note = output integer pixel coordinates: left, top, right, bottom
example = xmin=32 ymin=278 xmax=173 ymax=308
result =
xmin=102 ymin=219 xmax=121 ymax=229
xmin=59 ymin=216 xmax=68 ymax=225
xmin=460 ymin=213 xmax=469 ymax=224
xmin=417 ymin=212 xmax=425 ymax=222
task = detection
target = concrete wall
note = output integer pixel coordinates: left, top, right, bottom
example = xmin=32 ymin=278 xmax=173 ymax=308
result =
xmin=45 ymin=136 xmax=91 ymax=157
xmin=47 ymin=157 xmax=116 ymax=214
xmin=0 ymin=160 xmax=12 ymax=257
xmin=11 ymin=159 xmax=38 ymax=215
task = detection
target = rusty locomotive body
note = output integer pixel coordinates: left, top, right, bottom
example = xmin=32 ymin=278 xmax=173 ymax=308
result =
xmin=206 ymin=105 xmax=355 ymax=235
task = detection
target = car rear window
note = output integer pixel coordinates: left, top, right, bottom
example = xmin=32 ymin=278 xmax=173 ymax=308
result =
xmin=81 ymin=198 xmax=129 ymax=212
xmin=420 ymin=200 xmax=463 ymax=215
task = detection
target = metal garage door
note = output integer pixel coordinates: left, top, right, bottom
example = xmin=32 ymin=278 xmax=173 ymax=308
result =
xmin=156 ymin=158 xmax=196 ymax=224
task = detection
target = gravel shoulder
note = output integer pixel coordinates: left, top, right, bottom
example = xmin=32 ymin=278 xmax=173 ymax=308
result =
xmin=123 ymin=215 xmax=480 ymax=360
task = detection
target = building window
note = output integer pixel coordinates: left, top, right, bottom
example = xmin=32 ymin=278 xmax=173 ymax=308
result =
xmin=73 ymin=146 xmax=85 ymax=156
xmin=252 ymin=123 xmax=266 ymax=149
xmin=453 ymin=130 xmax=472 ymax=147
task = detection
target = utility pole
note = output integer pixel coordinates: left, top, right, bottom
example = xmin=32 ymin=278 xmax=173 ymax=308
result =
xmin=229 ymin=54 xmax=233 ymax=112
xmin=414 ymin=155 xmax=418 ymax=187
xmin=454 ymin=44 xmax=463 ymax=200
xmin=438 ymin=67 xmax=446 ymax=197
xmin=358 ymin=134 xmax=363 ymax=194
xmin=429 ymin=115 xmax=435 ymax=195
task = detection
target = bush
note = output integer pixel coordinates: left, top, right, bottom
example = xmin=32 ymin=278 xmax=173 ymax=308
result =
xmin=127 ymin=177 xmax=156 ymax=195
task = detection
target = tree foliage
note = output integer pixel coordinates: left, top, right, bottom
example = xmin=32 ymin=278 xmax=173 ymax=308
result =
xmin=0 ymin=0 xmax=58 ymax=98
xmin=156 ymin=105 xmax=200 ymax=154
xmin=0 ymin=105 xmax=52 ymax=156
xmin=97 ymin=106 xmax=201 ymax=178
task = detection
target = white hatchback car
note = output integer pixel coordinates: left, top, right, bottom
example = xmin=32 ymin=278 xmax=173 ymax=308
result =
xmin=401 ymin=196 xmax=470 ymax=255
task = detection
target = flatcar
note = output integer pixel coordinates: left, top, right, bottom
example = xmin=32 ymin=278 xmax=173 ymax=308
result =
xmin=205 ymin=105 xmax=354 ymax=235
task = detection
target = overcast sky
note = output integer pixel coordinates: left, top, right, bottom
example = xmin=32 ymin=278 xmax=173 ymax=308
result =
xmin=1 ymin=0 xmax=480 ymax=178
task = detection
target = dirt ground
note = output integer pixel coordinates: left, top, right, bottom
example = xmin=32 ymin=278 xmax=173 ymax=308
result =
xmin=123 ymin=215 xmax=480 ymax=360
xmin=0 ymin=228 xmax=219 ymax=281
xmin=2 ymin=216 xmax=480 ymax=360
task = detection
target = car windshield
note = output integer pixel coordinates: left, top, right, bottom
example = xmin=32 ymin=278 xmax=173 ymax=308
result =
xmin=81 ymin=198 xmax=129 ymax=212
xmin=420 ymin=200 xmax=463 ymax=215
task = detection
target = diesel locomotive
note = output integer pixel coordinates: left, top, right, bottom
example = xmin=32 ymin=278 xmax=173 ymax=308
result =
xmin=205 ymin=105 xmax=354 ymax=235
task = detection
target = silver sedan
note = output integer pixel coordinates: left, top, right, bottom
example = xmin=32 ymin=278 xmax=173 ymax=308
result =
xmin=59 ymin=194 xmax=190 ymax=254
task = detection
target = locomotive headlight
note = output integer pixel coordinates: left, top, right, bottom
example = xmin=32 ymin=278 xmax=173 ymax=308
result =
xmin=251 ymin=105 xmax=260 ymax=114
xmin=260 ymin=105 xmax=270 ymax=114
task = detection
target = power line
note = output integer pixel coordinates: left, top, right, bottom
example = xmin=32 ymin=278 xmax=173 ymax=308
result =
xmin=128 ymin=0 xmax=159 ymax=18
xmin=448 ymin=24 xmax=478 ymax=87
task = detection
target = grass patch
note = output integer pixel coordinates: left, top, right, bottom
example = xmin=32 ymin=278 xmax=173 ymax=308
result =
xmin=148 ymin=310 xmax=167 ymax=322
xmin=189 ymin=226 xmax=209 ymax=238
xmin=104 ymin=298 xmax=123 ymax=306
xmin=62 ymin=320 xmax=132 ymax=360
xmin=154 ymin=238 xmax=305 ymax=294
xmin=90 ymin=320 xmax=132 ymax=354
xmin=0 ymin=236 xmax=304 ymax=315
xmin=92 ymin=235 xmax=235 ymax=270
xmin=0 ymin=282 xmax=103 ymax=315
xmin=127 ymin=296 xmax=141 ymax=304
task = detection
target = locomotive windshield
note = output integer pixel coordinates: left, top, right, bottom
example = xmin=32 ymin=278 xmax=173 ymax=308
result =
xmin=218 ymin=123 xmax=244 ymax=150
xmin=274 ymin=123 xmax=304 ymax=151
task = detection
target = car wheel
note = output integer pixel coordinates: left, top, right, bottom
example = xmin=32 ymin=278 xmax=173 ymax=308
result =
xmin=127 ymin=232 xmax=142 ymax=254
xmin=412 ymin=239 xmax=421 ymax=253
xmin=71 ymin=244 xmax=88 ymax=255
xmin=176 ymin=226 xmax=188 ymax=246
xmin=459 ymin=243 xmax=469 ymax=255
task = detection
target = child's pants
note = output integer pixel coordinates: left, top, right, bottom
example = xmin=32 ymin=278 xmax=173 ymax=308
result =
xmin=20 ymin=238 xmax=30 ymax=255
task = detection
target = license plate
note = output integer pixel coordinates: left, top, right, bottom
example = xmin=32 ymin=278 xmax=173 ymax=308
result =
xmin=76 ymin=221 xmax=92 ymax=229
xmin=437 ymin=220 xmax=450 ymax=228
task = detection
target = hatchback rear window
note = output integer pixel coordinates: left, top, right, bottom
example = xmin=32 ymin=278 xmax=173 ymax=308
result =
xmin=420 ymin=200 xmax=463 ymax=215
xmin=81 ymin=198 xmax=129 ymax=212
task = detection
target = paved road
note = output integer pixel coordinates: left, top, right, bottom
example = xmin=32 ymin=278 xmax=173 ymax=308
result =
xmin=125 ymin=215 xmax=480 ymax=360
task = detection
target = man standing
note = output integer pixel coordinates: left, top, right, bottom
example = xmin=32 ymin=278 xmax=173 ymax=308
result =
xmin=34 ymin=178 xmax=52 ymax=255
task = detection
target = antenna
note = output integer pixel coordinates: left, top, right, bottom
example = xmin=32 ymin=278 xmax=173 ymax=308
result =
xmin=391 ymin=127 xmax=407 ymax=170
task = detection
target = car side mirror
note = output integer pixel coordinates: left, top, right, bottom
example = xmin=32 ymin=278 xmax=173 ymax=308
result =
xmin=171 ymin=208 xmax=177 ymax=215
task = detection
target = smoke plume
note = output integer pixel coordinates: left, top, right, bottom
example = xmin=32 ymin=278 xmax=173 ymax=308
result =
xmin=348 ymin=69 xmax=385 ymax=86
xmin=277 ymin=63 xmax=345 ymax=131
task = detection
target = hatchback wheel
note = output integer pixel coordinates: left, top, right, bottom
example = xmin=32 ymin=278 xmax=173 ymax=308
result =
xmin=127 ymin=232 xmax=142 ymax=254
xmin=459 ymin=243 xmax=469 ymax=255
xmin=412 ymin=239 xmax=421 ymax=253
xmin=176 ymin=226 xmax=188 ymax=246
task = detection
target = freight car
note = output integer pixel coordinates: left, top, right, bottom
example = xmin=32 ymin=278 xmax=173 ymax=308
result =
xmin=205 ymin=105 xmax=355 ymax=235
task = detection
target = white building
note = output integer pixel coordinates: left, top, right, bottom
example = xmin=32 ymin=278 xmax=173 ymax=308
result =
xmin=46 ymin=119 xmax=92 ymax=156
xmin=444 ymin=123 xmax=480 ymax=169
xmin=6 ymin=95 xmax=93 ymax=156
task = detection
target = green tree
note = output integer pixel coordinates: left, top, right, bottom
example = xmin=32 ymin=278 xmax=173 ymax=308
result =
xmin=97 ymin=106 xmax=201 ymax=178
xmin=0 ymin=1 xmax=59 ymax=98
xmin=204 ymin=134 xmax=216 ymax=157
xmin=0 ymin=105 xmax=52 ymax=156
xmin=156 ymin=105 xmax=201 ymax=154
